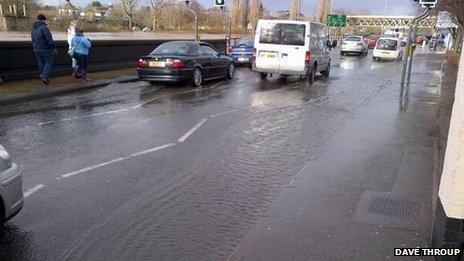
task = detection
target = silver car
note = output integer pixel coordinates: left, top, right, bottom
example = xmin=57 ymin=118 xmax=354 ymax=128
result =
xmin=0 ymin=145 xmax=23 ymax=224
xmin=340 ymin=35 xmax=368 ymax=56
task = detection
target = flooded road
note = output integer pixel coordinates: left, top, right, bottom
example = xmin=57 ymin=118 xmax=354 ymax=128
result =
xmin=0 ymin=48 xmax=443 ymax=260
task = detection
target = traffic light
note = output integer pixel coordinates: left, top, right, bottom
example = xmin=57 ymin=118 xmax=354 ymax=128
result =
xmin=214 ymin=0 xmax=225 ymax=7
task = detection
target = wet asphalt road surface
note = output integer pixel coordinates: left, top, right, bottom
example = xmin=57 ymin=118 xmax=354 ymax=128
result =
xmin=0 ymin=49 xmax=440 ymax=260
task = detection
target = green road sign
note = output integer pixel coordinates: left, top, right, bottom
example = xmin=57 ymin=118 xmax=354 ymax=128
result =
xmin=419 ymin=0 xmax=437 ymax=7
xmin=327 ymin=14 xmax=347 ymax=27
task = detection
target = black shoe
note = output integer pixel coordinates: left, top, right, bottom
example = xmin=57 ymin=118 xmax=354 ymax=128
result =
xmin=41 ymin=77 xmax=49 ymax=85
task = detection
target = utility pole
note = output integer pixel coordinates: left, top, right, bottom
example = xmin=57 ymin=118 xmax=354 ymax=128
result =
xmin=316 ymin=0 xmax=331 ymax=23
xmin=181 ymin=0 xmax=199 ymax=42
xmin=400 ymin=7 xmax=431 ymax=87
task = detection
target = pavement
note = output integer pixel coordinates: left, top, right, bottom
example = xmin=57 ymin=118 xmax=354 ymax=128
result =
xmin=0 ymin=68 xmax=137 ymax=104
xmin=0 ymin=47 xmax=445 ymax=260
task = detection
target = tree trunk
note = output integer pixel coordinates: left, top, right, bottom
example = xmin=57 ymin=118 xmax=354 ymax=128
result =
xmin=152 ymin=16 xmax=157 ymax=31
xmin=453 ymin=28 xmax=463 ymax=53
xmin=129 ymin=16 xmax=133 ymax=31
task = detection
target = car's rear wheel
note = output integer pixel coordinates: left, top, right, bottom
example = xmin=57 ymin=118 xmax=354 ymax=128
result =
xmin=192 ymin=67 xmax=203 ymax=87
xmin=227 ymin=63 xmax=236 ymax=79
xmin=321 ymin=62 xmax=330 ymax=77
xmin=259 ymin=72 xmax=267 ymax=80
xmin=148 ymin=81 xmax=157 ymax=86
xmin=340 ymin=51 xmax=345 ymax=56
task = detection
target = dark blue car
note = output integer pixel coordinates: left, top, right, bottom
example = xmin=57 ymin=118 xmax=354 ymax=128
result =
xmin=228 ymin=37 xmax=254 ymax=66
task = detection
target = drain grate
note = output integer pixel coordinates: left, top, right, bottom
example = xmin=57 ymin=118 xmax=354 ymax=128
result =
xmin=367 ymin=196 xmax=421 ymax=219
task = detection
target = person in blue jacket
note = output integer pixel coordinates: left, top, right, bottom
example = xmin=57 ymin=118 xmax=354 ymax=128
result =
xmin=31 ymin=14 xmax=56 ymax=84
xmin=71 ymin=28 xmax=92 ymax=81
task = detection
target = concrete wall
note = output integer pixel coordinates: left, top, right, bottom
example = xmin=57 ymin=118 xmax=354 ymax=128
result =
xmin=432 ymin=50 xmax=464 ymax=257
xmin=439 ymin=49 xmax=464 ymax=219
xmin=0 ymin=39 xmax=227 ymax=80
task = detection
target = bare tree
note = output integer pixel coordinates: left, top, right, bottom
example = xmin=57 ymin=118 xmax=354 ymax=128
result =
xmin=231 ymin=0 xmax=240 ymax=27
xmin=121 ymin=0 xmax=138 ymax=30
xmin=148 ymin=0 xmax=169 ymax=30
xmin=315 ymin=0 xmax=331 ymax=23
xmin=248 ymin=0 xmax=261 ymax=31
xmin=289 ymin=0 xmax=300 ymax=20
xmin=237 ymin=0 xmax=248 ymax=28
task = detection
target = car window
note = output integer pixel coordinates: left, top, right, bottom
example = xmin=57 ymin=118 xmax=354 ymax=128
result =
xmin=236 ymin=38 xmax=254 ymax=46
xmin=200 ymin=45 xmax=219 ymax=56
xmin=151 ymin=42 xmax=198 ymax=56
xmin=259 ymin=23 xmax=306 ymax=46
xmin=345 ymin=36 xmax=361 ymax=42
xmin=377 ymin=39 xmax=398 ymax=50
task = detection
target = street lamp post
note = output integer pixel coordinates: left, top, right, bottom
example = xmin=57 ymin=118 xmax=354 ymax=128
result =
xmin=180 ymin=0 xmax=199 ymax=42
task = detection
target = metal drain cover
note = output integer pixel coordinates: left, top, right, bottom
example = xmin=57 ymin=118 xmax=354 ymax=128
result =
xmin=368 ymin=196 xmax=421 ymax=219
xmin=353 ymin=190 xmax=425 ymax=229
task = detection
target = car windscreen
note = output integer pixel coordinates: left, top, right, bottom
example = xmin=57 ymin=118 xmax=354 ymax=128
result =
xmin=345 ymin=36 xmax=361 ymax=42
xmin=236 ymin=38 xmax=254 ymax=46
xmin=377 ymin=39 xmax=397 ymax=50
xmin=151 ymin=42 xmax=197 ymax=56
xmin=259 ymin=23 xmax=306 ymax=46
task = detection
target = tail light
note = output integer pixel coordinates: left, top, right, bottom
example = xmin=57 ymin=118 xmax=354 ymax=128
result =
xmin=227 ymin=46 xmax=232 ymax=54
xmin=252 ymin=48 xmax=256 ymax=61
xmin=168 ymin=59 xmax=184 ymax=69
xmin=357 ymin=42 xmax=363 ymax=46
xmin=305 ymin=51 xmax=311 ymax=67
xmin=137 ymin=58 xmax=147 ymax=68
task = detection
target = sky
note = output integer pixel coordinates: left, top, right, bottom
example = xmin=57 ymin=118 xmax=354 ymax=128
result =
xmin=47 ymin=0 xmax=415 ymax=16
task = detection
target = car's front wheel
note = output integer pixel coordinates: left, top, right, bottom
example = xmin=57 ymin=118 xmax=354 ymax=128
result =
xmin=192 ymin=67 xmax=203 ymax=87
xmin=259 ymin=72 xmax=267 ymax=80
xmin=227 ymin=63 xmax=236 ymax=79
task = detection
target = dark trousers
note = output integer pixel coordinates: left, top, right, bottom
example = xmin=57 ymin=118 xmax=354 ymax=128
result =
xmin=74 ymin=53 xmax=88 ymax=78
xmin=34 ymin=49 xmax=54 ymax=79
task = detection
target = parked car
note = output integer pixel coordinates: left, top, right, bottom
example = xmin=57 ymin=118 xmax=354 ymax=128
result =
xmin=0 ymin=145 xmax=23 ymax=225
xmin=228 ymin=37 xmax=254 ymax=66
xmin=372 ymin=37 xmax=403 ymax=61
xmin=366 ymin=35 xmax=379 ymax=49
xmin=137 ymin=41 xmax=236 ymax=87
xmin=414 ymin=35 xmax=426 ymax=45
xmin=252 ymin=19 xmax=332 ymax=84
xmin=340 ymin=35 xmax=368 ymax=56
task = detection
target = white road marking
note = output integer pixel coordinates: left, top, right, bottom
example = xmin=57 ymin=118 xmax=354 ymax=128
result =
xmin=132 ymin=97 xmax=159 ymax=109
xmin=38 ymin=108 xmax=129 ymax=126
xmin=23 ymin=184 xmax=45 ymax=198
xmin=61 ymin=143 xmax=176 ymax=178
xmin=178 ymin=118 xmax=207 ymax=143
xmin=209 ymin=106 xmax=253 ymax=118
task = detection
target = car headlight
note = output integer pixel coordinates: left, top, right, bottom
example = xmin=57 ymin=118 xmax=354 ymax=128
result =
xmin=0 ymin=145 xmax=12 ymax=168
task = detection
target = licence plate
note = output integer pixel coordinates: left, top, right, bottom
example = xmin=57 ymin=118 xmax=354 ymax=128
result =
xmin=238 ymin=57 xmax=248 ymax=62
xmin=381 ymin=52 xmax=390 ymax=54
xmin=260 ymin=52 xmax=277 ymax=59
xmin=149 ymin=61 xmax=166 ymax=67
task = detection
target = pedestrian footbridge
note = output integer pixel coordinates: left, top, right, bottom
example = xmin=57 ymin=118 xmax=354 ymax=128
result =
xmin=346 ymin=15 xmax=436 ymax=28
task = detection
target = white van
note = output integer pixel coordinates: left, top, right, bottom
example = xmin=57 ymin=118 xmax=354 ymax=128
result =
xmin=252 ymin=19 xmax=333 ymax=83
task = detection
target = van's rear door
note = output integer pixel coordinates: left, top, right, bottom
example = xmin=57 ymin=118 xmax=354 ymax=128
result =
xmin=276 ymin=23 xmax=307 ymax=74
xmin=255 ymin=21 xmax=280 ymax=72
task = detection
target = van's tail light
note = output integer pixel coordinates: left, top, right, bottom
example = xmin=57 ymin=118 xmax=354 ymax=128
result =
xmin=167 ymin=59 xmax=184 ymax=69
xmin=252 ymin=48 xmax=256 ymax=61
xmin=227 ymin=46 xmax=232 ymax=54
xmin=137 ymin=58 xmax=147 ymax=68
xmin=305 ymin=51 xmax=311 ymax=67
